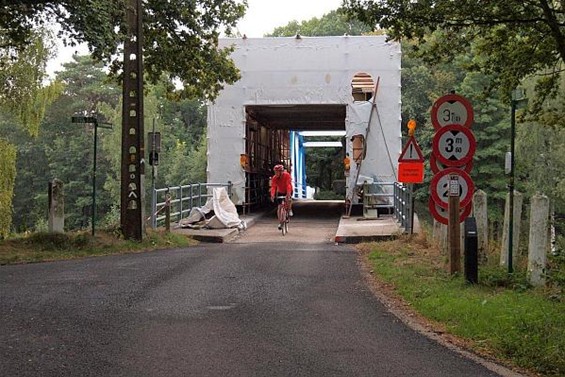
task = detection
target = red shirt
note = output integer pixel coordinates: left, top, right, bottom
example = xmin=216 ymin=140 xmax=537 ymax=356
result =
xmin=270 ymin=171 xmax=293 ymax=197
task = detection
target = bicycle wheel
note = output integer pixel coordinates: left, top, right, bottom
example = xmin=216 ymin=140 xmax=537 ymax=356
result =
xmin=281 ymin=219 xmax=287 ymax=235
xmin=277 ymin=205 xmax=287 ymax=235
xmin=283 ymin=217 xmax=289 ymax=234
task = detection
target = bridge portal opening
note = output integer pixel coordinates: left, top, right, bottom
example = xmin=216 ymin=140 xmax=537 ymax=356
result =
xmin=243 ymin=104 xmax=346 ymax=212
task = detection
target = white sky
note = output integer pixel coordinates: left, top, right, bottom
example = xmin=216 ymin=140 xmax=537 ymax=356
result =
xmin=236 ymin=0 xmax=343 ymax=37
xmin=47 ymin=0 xmax=343 ymax=76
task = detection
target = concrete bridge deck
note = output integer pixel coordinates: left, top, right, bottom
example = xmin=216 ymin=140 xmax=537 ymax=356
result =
xmin=173 ymin=200 xmax=418 ymax=244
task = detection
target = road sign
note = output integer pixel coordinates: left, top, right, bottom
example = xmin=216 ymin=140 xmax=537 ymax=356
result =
xmin=431 ymin=93 xmax=474 ymax=130
xmin=429 ymin=197 xmax=472 ymax=225
xmin=432 ymin=124 xmax=476 ymax=167
xmin=430 ymin=168 xmax=475 ymax=209
xmin=398 ymin=162 xmax=424 ymax=183
xmin=430 ymin=152 xmax=473 ymax=174
xmin=398 ymin=136 xmax=424 ymax=162
xmin=71 ymin=116 xmax=97 ymax=124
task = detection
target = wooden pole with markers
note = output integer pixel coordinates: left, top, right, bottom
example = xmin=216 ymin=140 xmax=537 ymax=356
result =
xmin=448 ymin=174 xmax=461 ymax=274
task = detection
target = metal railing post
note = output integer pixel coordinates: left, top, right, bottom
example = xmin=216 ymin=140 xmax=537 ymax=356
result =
xmin=151 ymin=186 xmax=157 ymax=229
xmin=165 ymin=192 xmax=171 ymax=232
xmin=198 ymin=183 xmax=202 ymax=206
xmin=179 ymin=185 xmax=183 ymax=222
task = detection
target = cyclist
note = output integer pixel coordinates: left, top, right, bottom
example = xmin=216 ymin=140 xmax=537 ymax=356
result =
xmin=270 ymin=164 xmax=293 ymax=229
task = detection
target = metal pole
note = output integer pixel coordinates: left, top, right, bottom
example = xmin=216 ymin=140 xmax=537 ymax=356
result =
xmin=92 ymin=120 xmax=97 ymax=236
xmin=508 ymin=99 xmax=516 ymax=273
xmin=151 ymin=118 xmax=156 ymax=229
xmin=448 ymin=175 xmax=461 ymax=275
xmin=408 ymin=183 xmax=414 ymax=234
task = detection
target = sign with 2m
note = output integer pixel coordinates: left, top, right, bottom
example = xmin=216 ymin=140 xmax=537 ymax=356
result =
xmin=430 ymin=168 xmax=475 ymax=209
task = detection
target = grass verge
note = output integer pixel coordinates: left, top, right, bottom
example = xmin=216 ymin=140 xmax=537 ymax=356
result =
xmin=359 ymin=232 xmax=564 ymax=377
xmin=0 ymin=229 xmax=198 ymax=265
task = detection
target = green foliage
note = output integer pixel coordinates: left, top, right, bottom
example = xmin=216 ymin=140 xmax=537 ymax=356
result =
xmin=267 ymin=9 xmax=371 ymax=37
xmin=314 ymin=190 xmax=343 ymax=200
xmin=366 ymin=238 xmax=565 ymax=376
xmin=0 ymin=229 xmax=197 ymax=265
xmin=0 ymin=29 xmax=60 ymax=136
xmin=2 ymin=0 xmax=247 ymax=100
xmin=0 ymin=29 xmax=59 ymax=236
xmin=0 ymin=140 xmax=17 ymax=238
xmin=344 ymin=0 xmax=565 ymax=101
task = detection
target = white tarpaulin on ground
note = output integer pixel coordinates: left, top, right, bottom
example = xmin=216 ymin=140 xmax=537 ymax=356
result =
xmin=182 ymin=187 xmax=245 ymax=229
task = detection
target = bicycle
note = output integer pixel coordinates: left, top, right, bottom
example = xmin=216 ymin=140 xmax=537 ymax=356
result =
xmin=275 ymin=195 xmax=290 ymax=235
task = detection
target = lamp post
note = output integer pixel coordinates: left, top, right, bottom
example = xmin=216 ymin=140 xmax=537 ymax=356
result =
xmin=71 ymin=115 xmax=112 ymax=236
xmin=507 ymin=89 xmax=527 ymax=273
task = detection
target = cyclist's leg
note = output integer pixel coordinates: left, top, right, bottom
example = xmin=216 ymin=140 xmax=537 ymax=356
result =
xmin=287 ymin=197 xmax=293 ymax=217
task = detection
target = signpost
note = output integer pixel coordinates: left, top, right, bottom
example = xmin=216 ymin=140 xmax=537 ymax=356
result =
xmin=448 ymin=175 xmax=461 ymax=274
xmin=429 ymin=93 xmax=476 ymax=275
xmin=397 ymin=119 xmax=423 ymax=234
xmin=398 ymin=135 xmax=424 ymax=184
xmin=71 ymin=115 xmax=112 ymax=236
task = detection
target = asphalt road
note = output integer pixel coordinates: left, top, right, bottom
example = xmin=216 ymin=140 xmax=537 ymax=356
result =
xmin=1 ymin=204 xmax=508 ymax=376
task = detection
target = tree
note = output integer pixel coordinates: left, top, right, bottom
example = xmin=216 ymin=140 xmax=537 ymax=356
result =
xmin=0 ymin=29 xmax=60 ymax=236
xmin=343 ymin=0 xmax=565 ymax=101
xmin=267 ymin=9 xmax=371 ymax=37
xmin=2 ymin=0 xmax=247 ymax=100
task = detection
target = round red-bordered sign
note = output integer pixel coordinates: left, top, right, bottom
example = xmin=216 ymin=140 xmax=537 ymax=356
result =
xmin=432 ymin=124 xmax=476 ymax=167
xmin=430 ymin=152 xmax=473 ymax=174
xmin=428 ymin=197 xmax=472 ymax=225
xmin=431 ymin=94 xmax=474 ymax=130
xmin=430 ymin=168 xmax=475 ymax=209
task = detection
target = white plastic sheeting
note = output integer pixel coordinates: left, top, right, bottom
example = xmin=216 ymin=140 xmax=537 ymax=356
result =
xmin=345 ymin=101 xmax=399 ymax=202
xmin=207 ymin=36 xmax=402 ymax=205
xmin=182 ymin=187 xmax=245 ymax=229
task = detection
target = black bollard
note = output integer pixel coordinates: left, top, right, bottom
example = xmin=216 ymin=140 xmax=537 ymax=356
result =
xmin=464 ymin=217 xmax=478 ymax=284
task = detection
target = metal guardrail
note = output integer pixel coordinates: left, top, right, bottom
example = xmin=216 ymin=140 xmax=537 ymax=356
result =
xmin=150 ymin=182 xmax=232 ymax=228
xmin=356 ymin=181 xmax=414 ymax=234
xmin=362 ymin=181 xmax=395 ymax=215
xmin=393 ymin=182 xmax=413 ymax=234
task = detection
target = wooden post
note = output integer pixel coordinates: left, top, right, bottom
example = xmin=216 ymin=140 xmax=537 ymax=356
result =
xmin=448 ymin=175 xmax=461 ymax=274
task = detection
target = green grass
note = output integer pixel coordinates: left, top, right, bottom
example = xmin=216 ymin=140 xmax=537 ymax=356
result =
xmin=363 ymin=237 xmax=565 ymax=377
xmin=0 ymin=229 xmax=198 ymax=265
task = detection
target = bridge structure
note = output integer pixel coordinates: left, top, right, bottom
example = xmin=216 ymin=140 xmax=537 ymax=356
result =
xmin=206 ymin=36 xmax=402 ymax=214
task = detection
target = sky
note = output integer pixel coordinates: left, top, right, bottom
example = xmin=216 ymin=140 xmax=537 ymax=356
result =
xmin=47 ymin=0 xmax=343 ymax=75
xmin=236 ymin=0 xmax=343 ymax=37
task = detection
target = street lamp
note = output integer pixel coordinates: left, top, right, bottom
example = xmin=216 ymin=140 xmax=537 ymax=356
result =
xmin=507 ymin=88 xmax=527 ymax=273
xmin=71 ymin=115 xmax=112 ymax=236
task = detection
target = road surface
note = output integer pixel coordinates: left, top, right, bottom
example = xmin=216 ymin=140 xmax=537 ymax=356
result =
xmin=0 ymin=202 xmax=512 ymax=376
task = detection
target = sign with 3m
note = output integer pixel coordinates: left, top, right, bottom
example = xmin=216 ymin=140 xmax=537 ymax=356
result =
xmin=432 ymin=124 xmax=476 ymax=167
